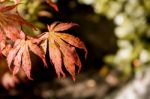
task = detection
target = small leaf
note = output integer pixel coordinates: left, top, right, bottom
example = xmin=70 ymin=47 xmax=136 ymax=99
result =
xmin=6 ymin=36 xmax=47 ymax=80
xmin=46 ymin=0 xmax=59 ymax=12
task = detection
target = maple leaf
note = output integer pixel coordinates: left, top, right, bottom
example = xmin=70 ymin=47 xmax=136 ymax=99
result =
xmin=39 ymin=22 xmax=87 ymax=81
xmin=6 ymin=36 xmax=47 ymax=80
xmin=0 ymin=4 xmax=35 ymax=57
xmin=0 ymin=4 xmax=35 ymax=41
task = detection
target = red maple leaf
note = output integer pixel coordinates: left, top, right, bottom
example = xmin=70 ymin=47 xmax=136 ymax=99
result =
xmin=6 ymin=36 xmax=47 ymax=80
xmin=39 ymin=22 xmax=87 ymax=81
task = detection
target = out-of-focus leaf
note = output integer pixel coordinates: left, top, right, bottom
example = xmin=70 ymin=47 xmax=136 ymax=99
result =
xmin=1 ymin=72 xmax=19 ymax=89
xmin=46 ymin=0 xmax=59 ymax=12
xmin=0 ymin=4 xmax=35 ymax=41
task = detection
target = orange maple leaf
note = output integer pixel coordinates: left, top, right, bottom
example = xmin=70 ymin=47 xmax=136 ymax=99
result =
xmin=6 ymin=36 xmax=47 ymax=80
xmin=0 ymin=4 xmax=35 ymax=56
xmin=0 ymin=4 xmax=35 ymax=41
xmin=39 ymin=22 xmax=87 ymax=81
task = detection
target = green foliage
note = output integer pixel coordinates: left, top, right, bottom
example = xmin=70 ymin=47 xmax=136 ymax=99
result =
xmin=79 ymin=0 xmax=150 ymax=77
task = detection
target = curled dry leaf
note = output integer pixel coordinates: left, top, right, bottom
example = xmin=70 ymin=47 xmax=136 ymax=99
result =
xmin=39 ymin=22 xmax=87 ymax=81
xmin=6 ymin=37 xmax=47 ymax=80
